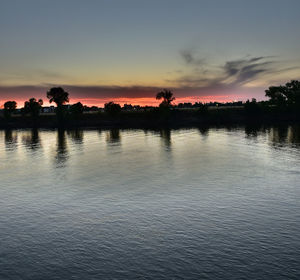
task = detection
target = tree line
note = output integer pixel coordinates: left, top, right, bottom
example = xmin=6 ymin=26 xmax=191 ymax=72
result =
xmin=2 ymin=80 xmax=300 ymax=120
xmin=2 ymin=88 xmax=176 ymax=119
xmin=3 ymin=87 xmax=70 ymax=119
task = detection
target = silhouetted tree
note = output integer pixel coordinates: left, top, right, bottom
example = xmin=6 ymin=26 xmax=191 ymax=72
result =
xmin=265 ymin=86 xmax=287 ymax=107
xmin=104 ymin=102 xmax=121 ymax=116
xmin=23 ymin=98 xmax=43 ymax=119
xmin=47 ymin=87 xmax=69 ymax=107
xmin=285 ymin=80 xmax=300 ymax=108
xmin=265 ymin=80 xmax=300 ymax=109
xmin=156 ymin=89 xmax=175 ymax=107
xmin=4 ymin=101 xmax=17 ymax=119
xmin=47 ymin=87 xmax=69 ymax=121
xmin=70 ymin=102 xmax=84 ymax=119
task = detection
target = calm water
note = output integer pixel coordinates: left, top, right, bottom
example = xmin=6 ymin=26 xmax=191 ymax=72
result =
xmin=1 ymin=126 xmax=300 ymax=280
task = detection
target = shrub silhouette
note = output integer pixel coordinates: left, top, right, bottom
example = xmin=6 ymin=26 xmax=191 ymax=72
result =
xmin=23 ymin=98 xmax=43 ymax=119
xmin=70 ymin=102 xmax=84 ymax=119
xmin=4 ymin=101 xmax=17 ymax=119
xmin=104 ymin=102 xmax=121 ymax=116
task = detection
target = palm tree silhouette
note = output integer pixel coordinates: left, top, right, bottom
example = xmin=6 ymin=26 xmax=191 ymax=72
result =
xmin=156 ymin=89 xmax=175 ymax=107
xmin=47 ymin=87 xmax=69 ymax=108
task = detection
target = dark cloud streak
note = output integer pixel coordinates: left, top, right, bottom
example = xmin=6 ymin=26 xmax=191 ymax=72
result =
xmin=180 ymin=49 xmax=205 ymax=66
xmin=173 ymin=55 xmax=282 ymax=88
xmin=223 ymin=57 xmax=276 ymax=85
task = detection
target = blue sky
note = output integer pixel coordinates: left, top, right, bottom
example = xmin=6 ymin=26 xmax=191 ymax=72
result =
xmin=0 ymin=0 xmax=299 ymax=105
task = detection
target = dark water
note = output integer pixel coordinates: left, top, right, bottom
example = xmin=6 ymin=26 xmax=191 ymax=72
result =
xmin=1 ymin=125 xmax=300 ymax=280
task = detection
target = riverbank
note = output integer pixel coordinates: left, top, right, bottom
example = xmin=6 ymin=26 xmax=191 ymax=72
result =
xmin=1 ymin=107 xmax=299 ymax=129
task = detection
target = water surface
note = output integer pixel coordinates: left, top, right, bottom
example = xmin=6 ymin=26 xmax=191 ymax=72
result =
xmin=1 ymin=126 xmax=300 ymax=279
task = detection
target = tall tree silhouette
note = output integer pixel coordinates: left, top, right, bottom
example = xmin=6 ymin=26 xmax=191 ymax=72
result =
xmin=47 ymin=87 xmax=69 ymax=122
xmin=156 ymin=89 xmax=175 ymax=107
xmin=47 ymin=87 xmax=69 ymax=107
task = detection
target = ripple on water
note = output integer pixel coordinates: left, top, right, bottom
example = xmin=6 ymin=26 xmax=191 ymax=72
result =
xmin=0 ymin=126 xmax=300 ymax=279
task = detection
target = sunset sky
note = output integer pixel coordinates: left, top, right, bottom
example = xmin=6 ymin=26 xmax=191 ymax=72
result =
xmin=0 ymin=0 xmax=300 ymax=107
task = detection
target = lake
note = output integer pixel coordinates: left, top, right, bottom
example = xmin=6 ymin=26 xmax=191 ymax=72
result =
xmin=0 ymin=125 xmax=300 ymax=279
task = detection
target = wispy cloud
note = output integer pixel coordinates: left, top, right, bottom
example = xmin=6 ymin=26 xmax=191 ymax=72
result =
xmin=223 ymin=56 xmax=275 ymax=85
xmin=170 ymin=53 xmax=299 ymax=89
xmin=180 ymin=49 xmax=205 ymax=66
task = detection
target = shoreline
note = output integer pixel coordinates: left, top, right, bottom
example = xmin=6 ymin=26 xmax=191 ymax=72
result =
xmin=1 ymin=118 xmax=299 ymax=130
xmin=1 ymin=108 xmax=299 ymax=129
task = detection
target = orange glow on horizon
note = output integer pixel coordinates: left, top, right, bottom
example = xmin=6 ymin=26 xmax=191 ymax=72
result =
xmin=1 ymin=95 xmax=244 ymax=109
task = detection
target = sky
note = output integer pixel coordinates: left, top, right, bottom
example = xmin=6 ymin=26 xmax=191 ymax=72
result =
xmin=0 ymin=0 xmax=300 ymax=107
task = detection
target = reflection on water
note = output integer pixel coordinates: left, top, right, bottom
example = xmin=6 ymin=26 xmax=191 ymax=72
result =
xmin=269 ymin=126 xmax=289 ymax=144
xmin=106 ymin=129 xmax=121 ymax=144
xmin=4 ymin=129 xmax=18 ymax=151
xmin=144 ymin=128 xmax=172 ymax=149
xmin=244 ymin=124 xmax=300 ymax=146
xmin=159 ymin=128 xmax=172 ymax=148
xmin=287 ymin=125 xmax=300 ymax=144
xmin=55 ymin=129 xmax=68 ymax=166
xmin=67 ymin=129 xmax=84 ymax=145
xmin=198 ymin=126 xmax=209 ymax=138
xmin=0 ymin=125 xmax=300 ymax=280
xmin=22 ymin=129 xmax=41 ymax=150
xmin=245 ymin=124 xmax=264 ymax=138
